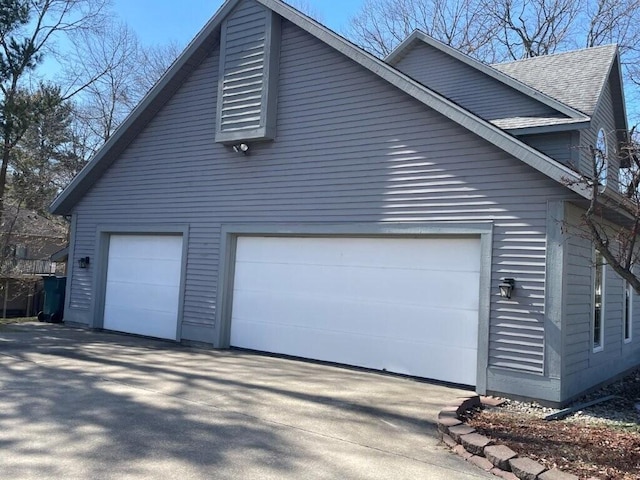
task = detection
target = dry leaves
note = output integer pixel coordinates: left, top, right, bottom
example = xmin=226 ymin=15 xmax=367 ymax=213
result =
xmin=468 ymin=411 xmax=640 ymax=479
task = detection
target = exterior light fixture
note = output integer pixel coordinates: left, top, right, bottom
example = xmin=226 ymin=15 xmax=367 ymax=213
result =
xmin=78 ymin=256 xmax=90 ymax=269
xmin=499 ymin=278 xmax=515 ymax=299
xmin=232 ymin=143 xmax=249 ymax=154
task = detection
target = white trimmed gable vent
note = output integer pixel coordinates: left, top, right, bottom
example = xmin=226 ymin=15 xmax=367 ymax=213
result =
xmin=216 ymin=0 xmax=281 ymax=144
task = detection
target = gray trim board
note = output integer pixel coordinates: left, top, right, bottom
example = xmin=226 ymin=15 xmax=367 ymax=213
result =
xmin=385 ymin=31 xmax=589 ymax=121
xmin=590 ymin=54 xmax=628 ymax=149
xmin=62 ymin=214 xmax=80 ymax=323
xmin=476 ymin=224 xmax=493 ymax=395
xmin=92 ymin=225 xmax=190 ymax=341
xmin=50 ymin=0 xmax=590 ymax=216
xmin=215 ymin=222 xmax=493 ymax=393
xmin=611 ymin=56 xmax=630 ymax=146
xmin=545 ymin=201 xmax=566 ymax=381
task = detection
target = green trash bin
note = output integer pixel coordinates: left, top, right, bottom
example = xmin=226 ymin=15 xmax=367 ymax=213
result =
xmin=37 ymin=276 xmax=67 ymax=323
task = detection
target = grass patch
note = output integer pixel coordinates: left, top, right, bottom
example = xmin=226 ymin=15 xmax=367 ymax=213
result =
xmin=0 ymin=316 xmax=38 ymax=326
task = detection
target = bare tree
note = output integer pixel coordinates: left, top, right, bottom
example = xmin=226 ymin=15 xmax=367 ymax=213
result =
xmin=64 ymin=22 xmax=181 ymax=156
xmin=582 ymin=0 xmax=640 ymax=124
xmin=283 ymin=0 xmax=324 ymax=21
xmin=346 ymin=0 xmax=498 ymax=58
xmin=346 ymin=0 xmax=640 ymax=119
xmin=66 ymin=22 xmax=139 ymax=149
xmin=561 ymin=128 xmax=640 ymax=292
xmin=486 ymin=0 xmax=580 ymax=59
xmin=0 ymin=0 xmax=109 ymax=220
xmin=133 ymin=41 xmax=182 ymax=95
xmin=346 ymin=0 xmax=640 ymax=60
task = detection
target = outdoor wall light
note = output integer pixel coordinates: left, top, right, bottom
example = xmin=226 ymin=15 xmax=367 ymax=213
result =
xmin=78 ymin=256 xmax=90 ymax=269
xmin=232 ymin=143 xmax=249 ymax=154
xmin=499 ymin=278 xmax=515 ymax=299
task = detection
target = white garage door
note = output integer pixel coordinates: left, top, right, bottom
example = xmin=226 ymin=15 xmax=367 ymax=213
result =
xmin=103 ymin=234 xmax=183 ymax=340
xmin=230 ymin=236 xmax=481 ymax=385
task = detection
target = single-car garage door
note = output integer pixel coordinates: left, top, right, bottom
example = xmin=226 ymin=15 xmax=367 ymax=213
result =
xmin=230 ymin=236 xmax=481 ymax=385
xmin=103 ymin=234 xmax=183 ymax=340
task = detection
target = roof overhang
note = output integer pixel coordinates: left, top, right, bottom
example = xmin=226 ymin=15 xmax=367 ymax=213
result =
xmin=51 ymin=247 xmax=69 ymax=262
xmin=504 ymin=119 xmax=591 ymax=136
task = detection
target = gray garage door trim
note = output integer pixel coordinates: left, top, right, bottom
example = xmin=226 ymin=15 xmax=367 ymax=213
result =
xmin=92 ymin=225 xmax=190 ymax=340
xmin=215 ymin=223 xmax=493 ymax=393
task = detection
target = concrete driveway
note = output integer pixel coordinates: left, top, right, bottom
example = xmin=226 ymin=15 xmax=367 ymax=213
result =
xmin=0 ymin=323 xmax=492 ymax=480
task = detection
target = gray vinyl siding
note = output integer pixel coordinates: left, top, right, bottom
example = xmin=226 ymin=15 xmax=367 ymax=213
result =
xmin=69 ymin=217 xmax=93 ymax=310
xmin=392 ymin=42 xmax=562 ymax=123
xmin=562 ymin=203 xmax=640 ymax=399
xmin=69 ymin=15 xmax=577 ymax=393
xmin=518 ymin=132 xmax=577 ymax=169
xmin=579 ymin=77 xmax=618 ymax=188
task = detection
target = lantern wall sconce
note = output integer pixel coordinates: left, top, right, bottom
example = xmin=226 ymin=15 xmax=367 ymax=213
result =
xmin=499 ymin=278 xmax=515 ymax=298
xmin=78 ymin=256 xmax=90 ymax=269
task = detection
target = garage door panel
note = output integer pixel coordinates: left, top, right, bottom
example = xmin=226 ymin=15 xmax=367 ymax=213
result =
xmin=232 ymin=288 xmax=478 ymax=349
xmin=233 ymin=283 xmax=478 ymax=328
xmin=105 ymin=282 xmax=180 ymax=311
xmin=106 ymin=258 xmax=182 ymax=285
xmin=109 ymin=235 xmax=183 ymax=259
xmin=234 ymin=262 xmax=479 ymax=309
xmin=103 ymin=306 xmax=178 ymax=339
xmin=103 ymin=234 xmax=182 ymax=340
xmin=232 ymin=318 xmax=477 ymax=385
xmin=237 ymin=236 xmax=480 ymax=272
xmin=231 ymin=236 xmax=480 ymax=385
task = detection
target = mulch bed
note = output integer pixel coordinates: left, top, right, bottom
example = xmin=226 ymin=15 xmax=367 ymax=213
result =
xmin=468 ymin=411 xmax=640 ymax=479
xmin=465 ymin=368 xmax=640 ymax=480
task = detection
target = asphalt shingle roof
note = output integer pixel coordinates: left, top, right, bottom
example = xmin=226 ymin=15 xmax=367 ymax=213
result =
xmin=491 ymin=44 xmax=618 ymax=116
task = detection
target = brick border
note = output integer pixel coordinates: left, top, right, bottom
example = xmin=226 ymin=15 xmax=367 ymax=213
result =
xmin=438 ymin=396 xmax=601 ymax=480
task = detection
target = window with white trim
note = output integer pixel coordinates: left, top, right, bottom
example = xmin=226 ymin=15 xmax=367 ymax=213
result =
xmin=593 ymin=250 xmax=605 ymax=352
xmin=624 ymin=280 xmax=633 ymax=343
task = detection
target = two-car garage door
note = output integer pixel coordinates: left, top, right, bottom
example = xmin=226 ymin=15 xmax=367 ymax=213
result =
xmin=230 ymin=236 xmax=481 ymax=386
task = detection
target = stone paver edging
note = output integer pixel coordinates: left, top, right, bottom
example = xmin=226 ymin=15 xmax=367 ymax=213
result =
xmin=437 ymin=396 xmax=602 ymax=480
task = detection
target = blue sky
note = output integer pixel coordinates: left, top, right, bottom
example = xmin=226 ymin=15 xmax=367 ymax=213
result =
xmin=110 ymin=0 xmax=362 ymax=47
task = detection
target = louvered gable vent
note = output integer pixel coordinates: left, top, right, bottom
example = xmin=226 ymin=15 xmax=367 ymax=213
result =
xmin=216 ymin=0 xmax=281 ymax=143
